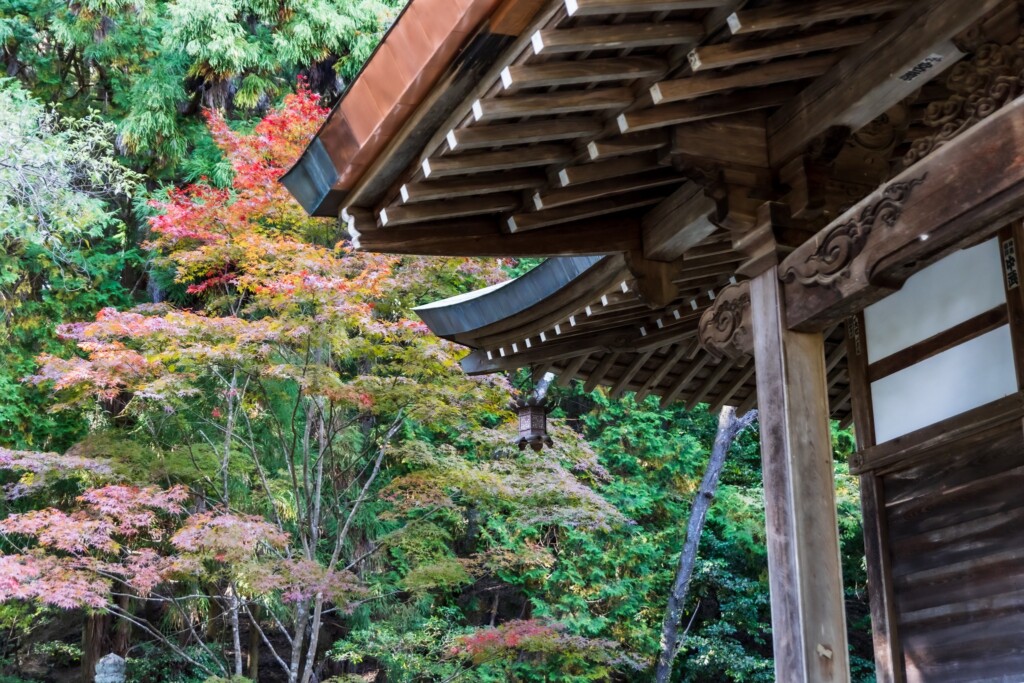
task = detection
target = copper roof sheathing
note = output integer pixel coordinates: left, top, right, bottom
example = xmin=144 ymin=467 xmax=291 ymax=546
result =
xmin=281 ymin=0 xmax=505 ymax=216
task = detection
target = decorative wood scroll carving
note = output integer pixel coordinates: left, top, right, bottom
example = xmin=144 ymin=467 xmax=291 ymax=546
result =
xmin=903 ymin=38 xmax=1024 ymax=168
xmin=781 ymin=95 xmax=1024 ymax=332
xmin=698 ymin=281 xmax=753 ymax=360
xmin=779 ymin=174 xmax=926 ymax=288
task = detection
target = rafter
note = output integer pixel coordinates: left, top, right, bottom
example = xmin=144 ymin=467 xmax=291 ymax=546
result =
xmin=727 ymin=0 xmax=908 ymax=35
xmin=533 ymin=172 xmax=682 ymax=210
xmin=532 ymin=22 xmax=704 ymax=54
xmin=565 ymin=0 xmax=729 ymax=16
xmin=445 ymin=119 xmax=602 ymax=151
xmin=354 ymin=216 xmax=643 ymax=257
xmin=618 ymin=85 xmax=799 ymax=133
xmin=422 ymin=145 xmax=573 ymax=178
xmin=688 ymin=22 xmax=881 ymax=72
xmin=767 ymin=0 xmax=1003 ymax=165
xmin=471 ymin=88 xmax=634 ymax=121
xmin=501 ymin=56 xmax=665 ymax=89
xmin=400 ymin=171 xmax=545 ymax=203
xmin=507 ymin=191 xmax=666 ymax=233
xmin=379 ymin=194 xmax=521 ymax=227
xmin=651 ymin=53 xmax=839 ymax=104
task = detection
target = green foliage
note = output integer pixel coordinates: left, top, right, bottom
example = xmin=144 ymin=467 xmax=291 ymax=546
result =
xmin=0 ymin=80 xmax=139 ymax=451
xmin=2 ymin=0 xmax=403 ymax=174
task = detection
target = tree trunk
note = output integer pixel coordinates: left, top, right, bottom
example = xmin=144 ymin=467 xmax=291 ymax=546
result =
xmin=81 ymin=611 xmax=109 ymax=682
xmin=653 ymin=406 xmax=758 ymax=683
xmin=247 ymin=604 xmax=261 ymax=680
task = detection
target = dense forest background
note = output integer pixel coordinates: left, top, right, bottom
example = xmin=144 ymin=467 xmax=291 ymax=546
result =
xmin=0 ymin=0 xmax=875 ymax=680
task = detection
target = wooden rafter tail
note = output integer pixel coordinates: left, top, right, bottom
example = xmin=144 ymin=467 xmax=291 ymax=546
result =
xmin=726 ymin=0 xmax=909 ymax=35
xmin=379 ymin=194 xmax=522 ymax=227
xmin=564 ymin=0 xmax=731 ymax=17
xmin=471 ymin=88 xmax=634 ymax=122
xmin=422 ymin=145 xmax=574 ymax=178
xmin=651 ymin=53 xmax=840 ymax=105
xmin=507 ymin=191 xmax=666 ymax=233
xmin=687 ymin=22 xmax=883 ymax=72
xmin=533 ymin=172 xmax=682 ymax=211
xmin=557 ymin=153 xmax=662 ymax=187
xmin=618 ymin=84 xmax=801 ymax=133
xmin=587 ymin=130 xmax=670 ymax=160
xmin=445 ymin=119 xmax=602 ymax=151
xmin=532 ymin=22 xmax=705 ymax=54
xmin=400 ymin=171 xmax=546 ymax=203
xmin=500 ymin=56 xmax=665 ymax=89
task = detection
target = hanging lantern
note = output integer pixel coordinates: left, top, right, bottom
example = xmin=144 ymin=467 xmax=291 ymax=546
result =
xmin=515 ymin=396 xmax=553 ymax=451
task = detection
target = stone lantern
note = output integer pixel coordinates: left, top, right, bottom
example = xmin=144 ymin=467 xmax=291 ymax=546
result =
xmin=515 ymin=396 xmax=552 ymax=451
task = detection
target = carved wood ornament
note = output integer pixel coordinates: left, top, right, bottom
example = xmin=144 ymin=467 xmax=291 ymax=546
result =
xmin=903 ymin=36 xmax=1024 ymax=168
xmin=698 ymin=281 xmax=753 ymax=360
xmin=779 ymin=175 xmax=926 ymax=288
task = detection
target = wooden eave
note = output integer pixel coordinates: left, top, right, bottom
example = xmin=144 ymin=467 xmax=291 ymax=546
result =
xmin=283 ymin=0 xmax=1022 ymax=412
xmin=420 ymin=232 xmax=853 ymax=419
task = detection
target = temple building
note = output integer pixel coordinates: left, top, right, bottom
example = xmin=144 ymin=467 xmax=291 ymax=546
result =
xmin=283 ymin=0 xmax=1024 ymax=680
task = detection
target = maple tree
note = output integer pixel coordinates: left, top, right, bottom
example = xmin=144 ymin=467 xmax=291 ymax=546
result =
xmin=4 ymin=84 xmax=637 ymax=683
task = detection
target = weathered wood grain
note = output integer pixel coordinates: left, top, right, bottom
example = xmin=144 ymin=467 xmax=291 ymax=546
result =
xmin=781 ymin=96 xmax=1024 ymax=332
xmin=750 ymin=265 xmax=851 ymax=682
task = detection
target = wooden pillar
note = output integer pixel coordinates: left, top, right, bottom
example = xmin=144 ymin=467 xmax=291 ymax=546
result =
xmin=750 ymin=265 xmax=851 ymax=682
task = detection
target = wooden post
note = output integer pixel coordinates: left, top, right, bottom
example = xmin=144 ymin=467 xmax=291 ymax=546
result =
xmin=750 ymin=265 xmax=850 ymax=682
xmin=845 ymin=313 xmax=903 ymax=683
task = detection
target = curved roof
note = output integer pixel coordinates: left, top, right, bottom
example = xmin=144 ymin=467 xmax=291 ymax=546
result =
xmin=415 ymin=256 xmax=603 ymax=340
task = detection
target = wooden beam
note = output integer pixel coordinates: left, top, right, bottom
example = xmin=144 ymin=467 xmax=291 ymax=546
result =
xmin=501 ymin=56 xmax=665 ymax=89
xmin=618 ymin=84 xmax=799 ymax=133
xmin=781 ymin=95 xmax=1024 ymax=332
xmin=353 ymin=216 xmax=642 ymax=257
xmin=1000 ymin=222 xmax=1024 ymax=389
xmin=708 ymin=363 xmax=755 ymax=412
xmin=686 ymin=357 xmax=735 ymax=410
xmin=584 ymin=352 xmax=620 ymax=391
xmin=636 ymin=341 xmax=692 ymax=401
xmin=652 ymin=53 xmax=839 ymax=105
xmin=587 ymin=130 xmax=670 ymax=160
xmin=557 ymin=153 xmax=662 ymax=187
xmin=660 ymin=353 xmax=710 ymax=407
xmin=688 ymin=22 xmax=882 ymax=72
xmin=766 ymin=0 xmax=1004 ymax=165
xmin=472 ymin=88 xmax=634 ymax=121
xmin=557 ymin=353 xmax=591 ymax=387
xmin=507 ymin=191 xmax=665 ymax=233
xmin=672 ymin=112 xmax=768 ymax=168
xmin=727 ymin=0 xmax=907 ymax=35
xmin=844 ymin=312 xmax=904 ymax=683
xmin=533 ymin=172 xmax=681 ymax=210
xmin=400 ymin=171 xmax=545 ymax=203
xmin=380 ymin=194 xmax=521 ymax=227
xmin=566 ymin=0 xmax=728 ymax=16
xmin=750 ymin=264 xmax=851 ymax=682
xmin=446 ymin=119 xmax=602 ymax=151
xmin=422 ymin=145 xmax=573 ymax=178
xmin=611 ymin=350 xmax=655 ymax=398
xmin=532 ymin=22 xmax=704 ymax=54
xmin=642 ymin=182 xmax=718 ymax=261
